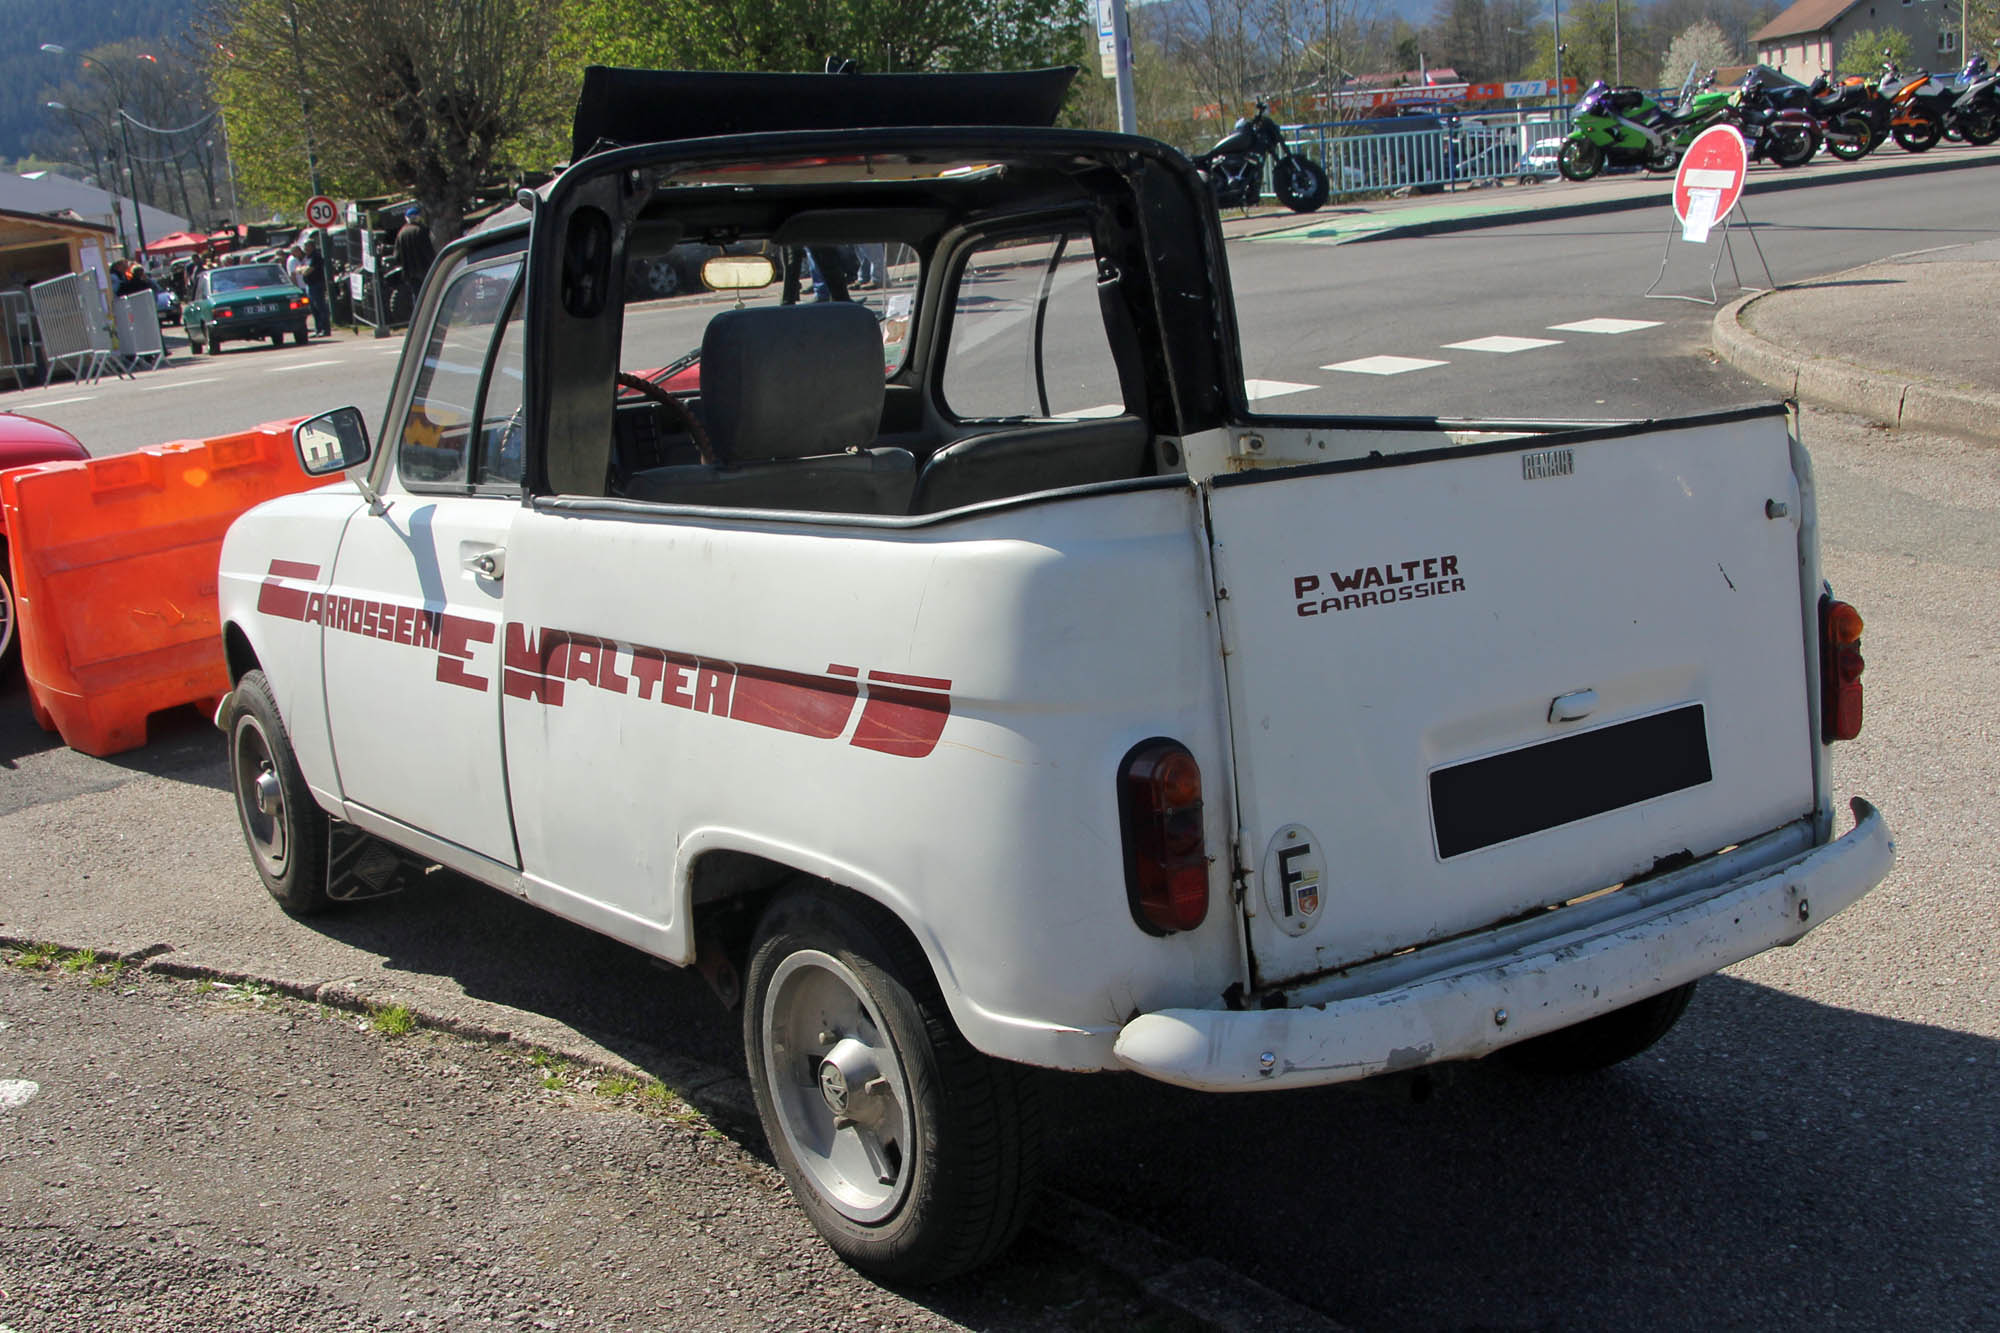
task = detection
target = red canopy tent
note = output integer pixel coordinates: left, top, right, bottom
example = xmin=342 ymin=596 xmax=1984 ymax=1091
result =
xmin=144 ymin=230 xmax=210 ymax=257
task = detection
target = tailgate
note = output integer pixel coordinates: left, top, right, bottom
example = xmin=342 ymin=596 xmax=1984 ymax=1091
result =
xmin=1205 ymin=410 xmax=1816 ymax=988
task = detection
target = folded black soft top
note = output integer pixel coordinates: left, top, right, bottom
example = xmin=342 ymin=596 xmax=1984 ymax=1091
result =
xmin=570 ymin=66 xmax=1078 ymax=162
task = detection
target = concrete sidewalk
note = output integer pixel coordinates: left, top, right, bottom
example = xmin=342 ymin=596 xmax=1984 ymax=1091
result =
xmin=1711 ymin=238 xmax=2000 ymax=442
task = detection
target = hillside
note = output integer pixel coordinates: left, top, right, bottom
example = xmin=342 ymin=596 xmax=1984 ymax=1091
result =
xmin=0 ymin=0 xmax=193 ymax=161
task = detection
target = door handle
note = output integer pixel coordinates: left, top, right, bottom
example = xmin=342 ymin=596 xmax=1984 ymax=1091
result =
xmin=463 ymin=547 xmax=506 ymax=581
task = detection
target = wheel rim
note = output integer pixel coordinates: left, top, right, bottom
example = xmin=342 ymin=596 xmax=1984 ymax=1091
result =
xmin=0 ymin=569 xmax=14 ymax=661
xmin=761 ymin=949 xmax=914 ymax=1224
xmin=231 ymin=713 xmax=289 ymax=879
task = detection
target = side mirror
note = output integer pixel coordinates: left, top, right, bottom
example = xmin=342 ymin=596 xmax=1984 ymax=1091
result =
xmin=294 ymin=406 xmax=371 ymax=476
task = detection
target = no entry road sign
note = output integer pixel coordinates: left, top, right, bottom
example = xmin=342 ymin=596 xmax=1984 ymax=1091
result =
xmin=1673 ymin=126 xmax=1748 ymax=227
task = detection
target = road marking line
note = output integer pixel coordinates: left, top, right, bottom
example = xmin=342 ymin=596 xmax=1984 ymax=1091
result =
xmin=378 ymin=347 xmax=404 ymax=356
xmin=1443 ymin=335 xmax=1563 ymax=354
xmin=141 ymin=376 xmax=222 ymax=392
xmin=0 ymin=1079 xmax=37 ymax=1109
xmin=1244 ymin=378 xmax=1316 ymax=400
xmin=16 ymin=395 xmax=94 ymax=407
xmin=1548 ymin=317 xmax=1661 ymax=335
xmin=264 ymin=359 xmax=344 ymax=373
xmin=1322 ymin=355 xmax=1447 ymax=376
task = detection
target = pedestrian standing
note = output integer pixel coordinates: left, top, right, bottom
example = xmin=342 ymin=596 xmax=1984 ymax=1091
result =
xmin=301 ymin=235 xmax=331 ymax=337
xmin=393 ymin=206 xmax=435 ymax=316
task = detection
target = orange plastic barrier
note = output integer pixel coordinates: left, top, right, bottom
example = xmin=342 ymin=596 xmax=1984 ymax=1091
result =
xmin=0 ymin=419 xmax=314 ymax=756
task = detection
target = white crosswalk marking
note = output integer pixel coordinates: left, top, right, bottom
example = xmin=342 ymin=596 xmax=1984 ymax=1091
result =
xmin=1244 ymin=378 xmax=1316 ymax=400
xmin=17 ymin=395 xmax=94 ymax=408
xmin=1548 ymin=317 xmax=1661 ymax=334
xmin=265 ymin=359 xmax=344 ymax=373
xmin=141 ymin=376 xmax=222 ymax=392
xmin=1443 ymin=335 xmax=1563 ymax=353
xmin=1322 ymin=355 xmax=1448 ymax=376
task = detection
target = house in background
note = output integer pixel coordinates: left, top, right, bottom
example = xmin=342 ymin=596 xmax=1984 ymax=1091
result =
xmin=0 ymin=172 xmax=187 ymax=264
xmin=1752 ymin=0 xmax=1962 ymax=81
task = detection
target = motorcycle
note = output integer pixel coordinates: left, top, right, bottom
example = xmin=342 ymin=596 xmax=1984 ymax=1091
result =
xmin=1945 ymin=56 xmax=2000 ymax=145
xmin=1192 ymin=102 xmax=1332 ymax=213
xmin=1557 ymin=81 xmax=1684 ymax=180
xmin=1727 ymin=66 xmax=1824 ymax=167
xmin=1804 ymin=71 xmax=1892 ymax=158
xmin=1878 ymin=59 xmax=1954 ymax=151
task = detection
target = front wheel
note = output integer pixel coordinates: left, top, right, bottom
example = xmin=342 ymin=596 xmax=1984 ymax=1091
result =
xmin=226 ymin=669 xmax=331 ymax=915
xmin=1893 ymin=113 xmax=1942 ymax=152
xmin=1273 ymin=155 xmax=1330 ymax=212
xmin=1768 ymin=124 xmax=1820 ymax=168
xmin=744 ymin=889 xmax=1042 ymax=1283
xmin=1556 ymin=138 xmax=1603 ymax=182
xmin=1643 ymin=143 xmax=1682 ymax=174
xmin=1502 ymin=981 xmax=1697 ymax=1075
xmin=1824 ymin=112 xmax=1875 ymax=161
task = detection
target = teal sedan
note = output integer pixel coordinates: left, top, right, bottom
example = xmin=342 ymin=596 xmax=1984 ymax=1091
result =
xmin=184 ymin=263 xmax=311 ymax=355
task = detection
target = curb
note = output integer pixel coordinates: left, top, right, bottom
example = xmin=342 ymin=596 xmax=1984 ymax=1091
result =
xmin=0 ymin=932 xmax=1346 ymax=1332
xmin=1711 ymin=286 xmax=2000 ymax=442
xmin=1233 ymin=145 xmax=2000 ymax=246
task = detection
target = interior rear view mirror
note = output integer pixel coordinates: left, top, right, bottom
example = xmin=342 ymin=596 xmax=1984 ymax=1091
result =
xmin=702 ymin=254 xmax=777 ymax=291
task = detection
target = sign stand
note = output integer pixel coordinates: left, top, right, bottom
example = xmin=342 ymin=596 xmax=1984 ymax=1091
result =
xmin=1643 ymin=125 xmax=1778 ymax=306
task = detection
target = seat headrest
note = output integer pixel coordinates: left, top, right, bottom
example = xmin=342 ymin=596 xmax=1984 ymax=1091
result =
xmin=699 ymin=303 xmax=885 ymax=462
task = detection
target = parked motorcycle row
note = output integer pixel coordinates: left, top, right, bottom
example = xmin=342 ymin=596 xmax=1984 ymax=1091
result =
xmin=1557 ymin=55 xmax=2000 ymax=182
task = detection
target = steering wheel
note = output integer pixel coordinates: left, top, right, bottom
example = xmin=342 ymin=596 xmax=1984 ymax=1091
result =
xmin=615 ymin=371 xmax=716 ymax=465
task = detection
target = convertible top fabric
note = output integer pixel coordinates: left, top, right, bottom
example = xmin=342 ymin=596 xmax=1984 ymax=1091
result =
xmin=570 ymin=66 xmax=1078 ymax=161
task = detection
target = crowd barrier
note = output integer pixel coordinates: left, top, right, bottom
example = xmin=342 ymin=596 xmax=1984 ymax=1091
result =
xmin=0 ymin=419 xmax=314 ymax=756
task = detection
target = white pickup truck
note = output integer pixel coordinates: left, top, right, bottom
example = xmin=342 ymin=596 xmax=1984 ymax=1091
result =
xmin=216 ymin=67 xmax=1894 ymax=1282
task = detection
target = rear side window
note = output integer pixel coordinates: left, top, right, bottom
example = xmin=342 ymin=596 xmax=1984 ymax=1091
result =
xmin=398 ymin=257 xmax=522 ymax=488
xmin=940 ymin=231 xmax=1123 ymax=421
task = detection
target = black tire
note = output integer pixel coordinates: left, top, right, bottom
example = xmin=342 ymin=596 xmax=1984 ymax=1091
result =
xmin=294 ymin=328 xmax=310 ymax=346
xmin=268 ymin=332 xmax=284 ymax=347
xmin=1768 ymin=124 xmax=1819 ymax=168
xmin=0 ymin=545 xmax=17 ymax=679
xmin=744 ymin=888 xmax=1042 ymax=1283
xmin=1959 ymin=110 xmax=2000 ymax=146
xmin=1273 ymin=156 xmax=1330 ymax=212
xmin=205 ymin=335 xmax=220 ymax=355
xmin=630 ymin=256 xmax=681 ymax=299
xmin=1556 ymin=138 xmax=1603 ymax=182
xmin=225 ymin=669 xmax=332 ymax=915
xmin=1825 ymin=113 xmax=1874 ymax=161
xmin=1501 ymin=981 xmax=1697 ymax=1075
xmin=1643 ymin=143 xmax=1682 ymax=174
xmin=1892 ymin=113 xmax=1942 ymax=152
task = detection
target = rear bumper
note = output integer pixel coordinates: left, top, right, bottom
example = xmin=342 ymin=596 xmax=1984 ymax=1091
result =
xmin=1113 ymin=798 xmax=1893 ymax=1092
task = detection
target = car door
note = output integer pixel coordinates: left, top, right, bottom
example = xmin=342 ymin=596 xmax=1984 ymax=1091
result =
xmin=319 ymin=246 xmax=526 ymax=869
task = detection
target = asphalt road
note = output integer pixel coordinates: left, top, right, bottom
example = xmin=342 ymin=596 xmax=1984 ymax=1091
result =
xmin=8 ymin=162 xmax=1997 ymax=457
xmin=2 ymin=182 xmax=1997 ymax=1328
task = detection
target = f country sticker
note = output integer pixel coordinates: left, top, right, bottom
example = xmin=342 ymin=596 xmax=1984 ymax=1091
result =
xmin=255 ymin=560 xmax=953 ymax=758
xmin=1261 ymin=826 xmax=1326 ymax=936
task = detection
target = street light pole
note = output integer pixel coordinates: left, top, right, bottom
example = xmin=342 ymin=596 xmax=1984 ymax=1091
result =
xmin=115 ymin=112 xmax=150 ymax=258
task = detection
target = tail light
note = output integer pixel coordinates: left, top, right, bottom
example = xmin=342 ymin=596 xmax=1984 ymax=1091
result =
xmin=216 ymin=307 xmax=234 ymax=319
xmin=1820 ymin=598 xmax=1865 ymax=741
xmin=1118 ymin=739 xmax=1210 ymax=934
xmin=290 ymin=298 xmax=307 ymax=310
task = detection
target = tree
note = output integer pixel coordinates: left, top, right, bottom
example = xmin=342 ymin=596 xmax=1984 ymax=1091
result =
xmin=208 ymin=0 xmax=571 ymax=243
xmin=1837 ymin=26 xmax=1912 ymax=74
xmin=1658 ymin=19 xmax=1736 ymax=90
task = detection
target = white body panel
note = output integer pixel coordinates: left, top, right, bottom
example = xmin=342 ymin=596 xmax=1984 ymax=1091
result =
xmin=1205 ymin=416 xmax=1815 ymax=987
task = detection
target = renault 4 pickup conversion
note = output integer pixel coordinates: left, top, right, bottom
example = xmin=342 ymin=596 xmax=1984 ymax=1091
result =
xmin=216 ymin=67 xmax=1894 ymax=1282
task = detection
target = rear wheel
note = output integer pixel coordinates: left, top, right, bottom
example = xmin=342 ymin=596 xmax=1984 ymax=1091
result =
xmin=294 ymin=328 xmax=310 ymax=345
xmin=1501 ymin=981 xmax=1697 ymax=1075
xmin=1768 ymin=124 xmax=1820 ymax=168
xmin=225 ymin=669 xmax=331 ymax=916
xmin=1893 ymin=112 xmax=1942 ymax=152
xmin=744 ymin=888 xmax=1042 ymax=1282
xmin=1824 ymin=112 xmax=1874 ymax=160
xmin=1556 ymin=138 xmax=1603 ymax=182
xmin=1959 ymin=109 xmax=2000 ymax=146
xmin=268 ymin=331 xmax=284 ymax=347
xmin=1273 ymin=156 xmax=1330 ymax=212
xmin=0 ymin=545 xmax=16 ymax=678
xmin=1643 ymin=142 xmax=1682 ymax=174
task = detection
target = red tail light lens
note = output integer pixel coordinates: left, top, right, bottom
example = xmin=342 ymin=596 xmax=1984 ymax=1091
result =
xmin=216 ymin=307 xmax=234 ymax=319
xmin=290 ymin=298 xmax=307 ymax=310
xmin=1820 ymin=598 xmax=1865 ymax=742
xmin=1118 ymin=739 xmax=1209 ymax=934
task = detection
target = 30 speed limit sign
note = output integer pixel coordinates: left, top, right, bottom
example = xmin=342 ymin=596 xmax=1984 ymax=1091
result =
xmin=305 ymin=195 xmax=337 ymax=229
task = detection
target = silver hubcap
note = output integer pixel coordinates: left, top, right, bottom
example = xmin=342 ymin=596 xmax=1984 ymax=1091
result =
xmin=0 ymin=570 xmax=14 ymax=660
xmin=762 ymin=950 xmax=913 ymax=1223
xmin=232 ymin=716 xmax=287 ymax=875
